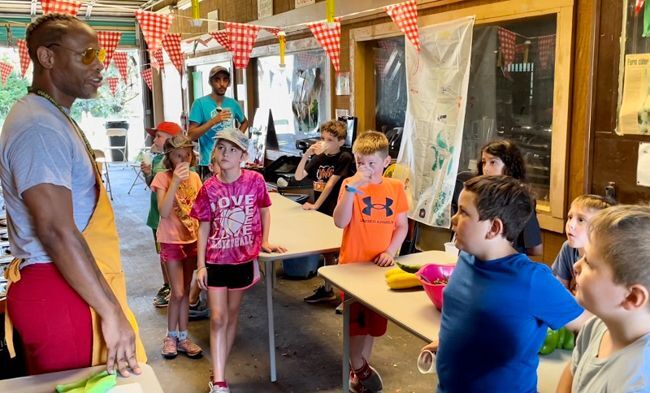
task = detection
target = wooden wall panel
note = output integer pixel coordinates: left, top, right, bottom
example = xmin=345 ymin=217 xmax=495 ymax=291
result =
xmin=590 ymin=0 xmax=650 ymax=203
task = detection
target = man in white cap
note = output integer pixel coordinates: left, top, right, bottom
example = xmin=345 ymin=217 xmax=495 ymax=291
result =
xmin=188 ymin=66 xmax=248 ymax=180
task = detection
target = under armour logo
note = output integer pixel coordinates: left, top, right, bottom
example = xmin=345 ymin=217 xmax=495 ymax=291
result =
xmin=362 ymin=197 xmax=394 ymax=216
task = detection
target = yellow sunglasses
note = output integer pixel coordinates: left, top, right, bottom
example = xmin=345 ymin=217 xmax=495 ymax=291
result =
xmin=47 ymin=43 xmax=107 ymax=65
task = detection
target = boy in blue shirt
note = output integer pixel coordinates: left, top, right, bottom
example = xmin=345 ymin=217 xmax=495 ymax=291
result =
xmin=425 ymin=175 xmax=588 ymax=392
xmin=188 ymin=66 xmax=248 ymax=179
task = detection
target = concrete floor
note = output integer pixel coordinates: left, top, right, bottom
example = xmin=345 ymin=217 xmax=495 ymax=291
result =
xmin=108 ymin=165 xmax=438 ymax=393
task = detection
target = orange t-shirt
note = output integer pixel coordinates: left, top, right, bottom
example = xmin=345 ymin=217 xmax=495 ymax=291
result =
xmin=338 ymin=177 xmax=408 ymax=264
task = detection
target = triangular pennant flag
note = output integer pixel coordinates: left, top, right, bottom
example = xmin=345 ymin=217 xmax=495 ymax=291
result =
xmin=636 ymin=0 xmax=645 ymax=16
xmin=16 ymin=39 xmax=30 ymax=78
xmin=149 ymin=49 xmax=164 ymax=74
xmin=40 ymin=0 xmax=81 ymax=16
xmin=113 ymin=52 xmax=129 ymax=82
xmin=0 ymin=62 xmax=13 ymax=87
xmin=97 ymin=31 xmax=122 ymax=68
xmin=384 ymin=0 xmax=420 ymax=51
xmin=536 ymin=35 xmax=555 ymax=71
xmin=141 ymin=67 xmax=153 ymax=91
xmin=209 ymin=31 xmax=232 ymax=51
xmin=162 ymin=33 xmax=184 ymax=75
xmin=106 ymin=76 xmax=119 ymax=96
xmin=498 ymin=27 xmax=516 ymax=71
xmin=264 ymin=27 xmax=281 ymax=37
xmin=308 ymin=19 xmax=341 ymax=72
xmin=225 ymin=22 xmax=260 ymax=69
xmin=135 ymin=10 xmax=173 ymax=52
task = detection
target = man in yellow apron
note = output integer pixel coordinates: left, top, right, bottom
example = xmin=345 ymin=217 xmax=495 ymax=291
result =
xmin=0 ymin=13 xmax=146 ymax=376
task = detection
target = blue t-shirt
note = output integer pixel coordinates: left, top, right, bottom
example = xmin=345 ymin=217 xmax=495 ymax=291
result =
xmin=188 ymin=95 xmax=245 ymax=166
xmin=551 ymin=240 xmax=581 ymax=282
xmin=436 ymin=251 xmax=583 ymax=393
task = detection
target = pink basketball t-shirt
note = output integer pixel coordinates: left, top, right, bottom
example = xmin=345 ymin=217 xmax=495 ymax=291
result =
xmin=190 ymin=170 xmax=271 ymax=265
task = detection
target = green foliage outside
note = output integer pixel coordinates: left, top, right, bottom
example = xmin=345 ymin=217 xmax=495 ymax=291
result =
xmin=0 ymin=51 xmax=141 ymax=124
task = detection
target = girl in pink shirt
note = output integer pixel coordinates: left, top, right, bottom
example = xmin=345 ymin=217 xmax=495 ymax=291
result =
xmin=191 ymin=129 xmax=285 ymax=393
xmin=151 ymin=135 xmax=203 ymax=360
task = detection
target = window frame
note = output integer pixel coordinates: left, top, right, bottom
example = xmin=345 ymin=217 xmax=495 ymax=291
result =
xmin=349 ymin=0 xmax=574 ymax=232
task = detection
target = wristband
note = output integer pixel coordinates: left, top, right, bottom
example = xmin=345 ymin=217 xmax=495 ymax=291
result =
xmin=345 ymin=184 xmax=363 ymax=195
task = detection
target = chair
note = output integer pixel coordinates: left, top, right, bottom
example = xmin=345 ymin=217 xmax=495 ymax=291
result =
xmin=93 ymin=149 xmax=113 ymax=200
xmin=105 ymin=128 xmax=128 ymax=163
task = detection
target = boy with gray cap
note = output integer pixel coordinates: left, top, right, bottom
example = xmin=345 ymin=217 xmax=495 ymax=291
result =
xmin=188 ymin=66 xmax=248 ymax=180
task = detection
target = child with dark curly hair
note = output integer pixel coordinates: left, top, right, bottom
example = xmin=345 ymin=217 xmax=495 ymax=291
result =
xmin=477 ymin=139 xmax=543 ymax=256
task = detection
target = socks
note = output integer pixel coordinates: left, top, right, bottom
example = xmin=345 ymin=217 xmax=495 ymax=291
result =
xmin=354 ymin=360 xmax=372 ymax=380
xmin=212 ymin=381 xmax=228 ymax=388
xmin=167 ymin=330 xmax=178 ymax=339
xmin=178 ymin=330 xmax=188 ymax=341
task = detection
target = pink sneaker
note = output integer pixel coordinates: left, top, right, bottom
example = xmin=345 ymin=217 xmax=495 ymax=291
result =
xmin=161 ymin=336 xmax=177 ymax=359
xmin=177 ymin=337 xmax=203 ymax=359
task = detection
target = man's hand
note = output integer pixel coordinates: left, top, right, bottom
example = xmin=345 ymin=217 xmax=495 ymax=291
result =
xmin=102 ymin=312 xmax=141 ymax=377
xmin=140 ymin=162 xmax=152 ymax=177
xmin=211 ymin=109 xmax=232 ymax=126
xmin=302 ymin=202 xmax=318 ymax=210
xmin=261 ymin=242 xmax=287 ymax=253
xmin=374 ymin=252 xmax=395 ymax=267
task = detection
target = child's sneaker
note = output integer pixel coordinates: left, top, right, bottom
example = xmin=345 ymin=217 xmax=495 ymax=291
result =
xmin=153 ymin=284 xmax=170 ymax=308
xmin=349 ymin=370 xmax=370 ymax=393
xmin=208 ymin=381 xmax=230 ymax=393
xmin=304 ymin=285 xmax=337 ymax=303
xmin=353 ymin=362 xmax=383 ymax=392
xmin=161 ymin=336 xmax=177 ymax=359
xmin=177 ymin=338 xmax=203 ymax=358
xmin=189 ymin=300 xmax=209 ymax=320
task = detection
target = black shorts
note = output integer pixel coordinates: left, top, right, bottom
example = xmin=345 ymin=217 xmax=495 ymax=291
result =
xmin=206 ymin=261 xmax=255 ymax=289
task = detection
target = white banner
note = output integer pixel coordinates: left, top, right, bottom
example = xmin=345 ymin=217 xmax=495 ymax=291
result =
xmin=397 ymin=16 xmax=474 ymax=227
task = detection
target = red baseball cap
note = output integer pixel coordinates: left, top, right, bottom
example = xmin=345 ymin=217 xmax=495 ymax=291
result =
xmin=145 ymin=121 xmax=183 ymax=137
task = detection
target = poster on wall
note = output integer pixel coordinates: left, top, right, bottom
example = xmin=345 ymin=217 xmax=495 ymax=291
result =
xmin=295 ymin=0 xmax=316 ymax=8
xmin=618 ymin=54 xmax=650 ymax=135
xmin=396 ymin=16 xmax=475 ymax=228
xmin=258 ymin=0 xmax=273 ymax=19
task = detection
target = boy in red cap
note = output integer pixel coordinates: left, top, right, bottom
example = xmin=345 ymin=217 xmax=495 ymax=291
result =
xmin=142 ymin=121 xmax=182 ymax=307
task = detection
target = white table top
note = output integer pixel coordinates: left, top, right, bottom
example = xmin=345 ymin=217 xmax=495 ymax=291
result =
xmin=258 ymin=192 xmax=342 ymax=262
xmin=0 ymin=364 xmax=163 ymax=393
xmin=319 ymin=250 xmax=571 ymax=393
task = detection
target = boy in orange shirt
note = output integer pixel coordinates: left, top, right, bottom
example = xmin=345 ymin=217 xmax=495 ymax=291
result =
xmin=333 ymin=131 xmax=409 ymax=393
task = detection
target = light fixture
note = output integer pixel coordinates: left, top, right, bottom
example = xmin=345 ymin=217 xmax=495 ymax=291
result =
xmin=177 ymin=0 xmax=201 ymax=10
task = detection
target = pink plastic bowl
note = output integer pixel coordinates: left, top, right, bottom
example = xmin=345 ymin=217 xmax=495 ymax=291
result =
xmin=416 ymin=263 xmax=456 ymax=311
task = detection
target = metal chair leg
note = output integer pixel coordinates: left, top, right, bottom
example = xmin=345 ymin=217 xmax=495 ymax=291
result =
xmin=104 ymin=162 xmax=113 ymax=200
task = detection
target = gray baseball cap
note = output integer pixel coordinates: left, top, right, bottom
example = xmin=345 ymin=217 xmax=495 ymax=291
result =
xmin=209 ymin=65 xmax=230 ymax=80
xmin=214 ymin=128 xmax=249 ymax=151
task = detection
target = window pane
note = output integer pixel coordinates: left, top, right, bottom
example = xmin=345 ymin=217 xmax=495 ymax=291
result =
xmin=460 ymin=15 xmax=557 ymax=201
xmin=373 ymin=37 xmax=407 ymax=133
xmin=256 ymin=50 xmax=329 ymax=153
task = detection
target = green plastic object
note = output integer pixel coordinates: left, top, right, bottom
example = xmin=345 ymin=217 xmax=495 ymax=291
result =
xmin=56 ymin=370 xmax=117 ymax=393
xmin=539 ymin=328 xmax=559 ymax=355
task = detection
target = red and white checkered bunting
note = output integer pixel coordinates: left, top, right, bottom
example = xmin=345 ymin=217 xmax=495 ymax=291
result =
xmin=498 ymin=27 xmax=516 ymax=70
xmin=384 ymin=0 xmax=420 ymax=51
xmin=209 ymin=31 xmax=232 ymax=51
xmin=308 ymin=19 xmax=341 ymax=72
xmin=149 ymin=49 xmax=164 ymax=74
xmin=135 ymin=10 xmax=173 ymax=52
xmin=17 ymin=39 xmax=30 ymax=78
xmin=537 ymin=35 xmax=555 ymax=71
xmin=106 ymin=76 xmax=119 ymax=96
xmin=636 ymin=0 xmax=646 ymax=15
xmin=141 ymin=67 xmax=153 ymax=91
xmin=225 ymin=22 xmax=260 ymax=69
xmin=40 ymin=0 xmax=81 ymax=16
xmin=0 ymin=62 xmax=12 ymax=87
xmin=264 ymin=27 xmax=281 ymax=37
xmin=162 ymin=33 xmax=184 ymax=74
xmin=97 ymin=31 xmax=122 ymax=68
xmin=113 ymin=52 xmax=129 ymax=82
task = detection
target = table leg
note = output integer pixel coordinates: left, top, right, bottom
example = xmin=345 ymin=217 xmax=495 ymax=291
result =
xmin=265 ymin=259 xmax=277 ymax=382
xmin=342 ymin=298 xmax=352 ymax=393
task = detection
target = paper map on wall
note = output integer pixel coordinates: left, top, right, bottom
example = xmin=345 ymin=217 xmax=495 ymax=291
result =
xmin=397 ymin=16 xmax=475 ymax=228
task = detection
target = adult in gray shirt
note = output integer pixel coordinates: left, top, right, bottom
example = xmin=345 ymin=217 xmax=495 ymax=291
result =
xmin=0 ymin=14 xmax=142 ymax=376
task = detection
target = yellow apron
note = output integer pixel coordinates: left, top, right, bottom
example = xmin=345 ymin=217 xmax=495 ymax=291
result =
xmin=4 ymin=114 xmax=147 ymax=366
